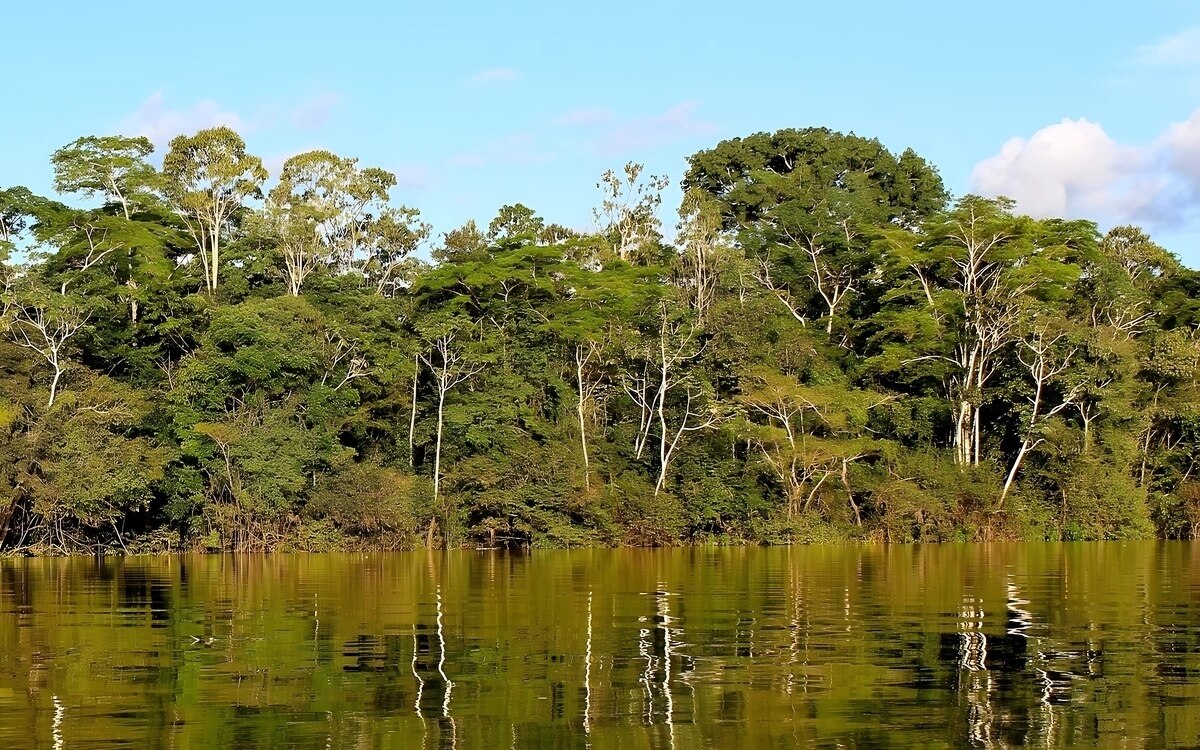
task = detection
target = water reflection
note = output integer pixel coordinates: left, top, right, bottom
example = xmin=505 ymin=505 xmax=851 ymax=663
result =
xmin=0 ymin=544 xmax=1198 ymax=748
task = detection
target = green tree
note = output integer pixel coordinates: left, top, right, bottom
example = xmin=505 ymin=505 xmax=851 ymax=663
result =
xmin=162 ymin=126 xmax=267 ymax=293
xmin=50 ymin=135 xmax=159 ymax=220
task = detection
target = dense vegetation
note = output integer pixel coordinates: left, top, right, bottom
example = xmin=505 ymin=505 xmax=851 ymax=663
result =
xmin=1 ymin=126 xmax=1197 ymax=553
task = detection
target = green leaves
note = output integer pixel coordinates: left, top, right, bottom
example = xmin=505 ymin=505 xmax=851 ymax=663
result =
xmin=50 ymin=135 xmax=159 ymax=218
xmin=2 ymin=122 xmax=1199 ymax=550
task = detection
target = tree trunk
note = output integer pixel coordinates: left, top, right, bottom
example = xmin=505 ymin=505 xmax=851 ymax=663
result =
xmin=48 ymin=363 xmax=62 ymax=408
xmin=576 ymin=347 xmax=590 ymax=490
xmin=409 ymin=354 xmax=420 ymax=467
xmin=999 ymin=439 xmax=1032 ymax=507
xmin=433 ymin=387 xmax=445 ymax=501
xmin=211 ymin=231 xmax=220 ymax=292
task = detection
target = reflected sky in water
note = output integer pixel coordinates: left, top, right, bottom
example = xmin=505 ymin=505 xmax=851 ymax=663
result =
xmin=2 ymin=543 xmax=1199 ymax=748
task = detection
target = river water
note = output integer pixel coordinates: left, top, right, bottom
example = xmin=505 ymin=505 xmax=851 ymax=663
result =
xmin=1 ymin=543 xmax=1198 ymax=748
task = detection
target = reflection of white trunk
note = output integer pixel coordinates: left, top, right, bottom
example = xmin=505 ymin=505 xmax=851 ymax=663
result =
xmin=1007 ymin=579 xmax=1055 ymax=746
xmin=639 ymin=586 xmax=679 ymax=746
xmin=52 ymin=695 xmax=64 ymax=750
xmin=437 ymin=587 xmax=452 ymax=717
xmin=658 ymin=588 xmax=676 ymax=750
xmin=412 ymin=626 xmax=424 ymax=717
xmin=584 ymin=591 xmax=593 ymax=736
xmin=639 ymin=620 xmax=653 ymax=723
xmin=959 ymin=597 xmax=993 ymax=749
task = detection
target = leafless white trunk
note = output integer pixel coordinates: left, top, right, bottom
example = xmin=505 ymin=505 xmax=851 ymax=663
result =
xmin=8 ymin=304 xmax=88 ymax=407
xmin=999 ymin=330 xmax=1084 ymax=506
xmin=409 ymin=353 xmax=420 ymax=467
xmin=419 ymin=333 xmax=483 ymax=501
xmin=574 ymin=341 xmax=605 ymax=490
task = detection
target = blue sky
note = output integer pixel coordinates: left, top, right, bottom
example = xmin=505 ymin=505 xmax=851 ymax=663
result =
xmin=4 ymin=0 xmax=1200 ymax=262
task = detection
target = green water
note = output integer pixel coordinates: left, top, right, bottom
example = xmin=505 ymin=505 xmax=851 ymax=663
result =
xmin=1 ymin=544 xmax=1198 ymax=748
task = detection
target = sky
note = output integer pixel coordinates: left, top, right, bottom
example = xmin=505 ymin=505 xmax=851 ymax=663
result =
xmin=4 ymin=0 xmax=1200 ymax=262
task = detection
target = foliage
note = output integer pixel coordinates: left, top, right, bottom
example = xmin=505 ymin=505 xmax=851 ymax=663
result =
xmin=0 ymin=124 xmax=1196 ymax=552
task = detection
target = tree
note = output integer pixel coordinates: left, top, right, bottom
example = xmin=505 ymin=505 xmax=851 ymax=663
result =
xmin=891 ymin=197 xmax=1094 ymax=466
xmin=162 ymin=127 xmax=267 ymax=293
xmin=738 ymin=368 xmax=887 ymax=523
xmin=676 ymin=189 xmax=729 ymax=324
xmin=0 ymin=187 xmax=37 ymax=259
xmin=255 ymin=198 xmax=320 ymax=296
xmin=17 ymin=374 xmax=170 ymax=551
xmin=621 ymin=303 xmax=721 ymax=494
xmin=594 ymin=162 xmax=668 ymax=262
xmin=487 ymin=203 xmax=544 ymax=243
xmin=50 ymin=135 xmax=158 ymax=220
xmin=1078 ymin=226 xmax=1177 ymax=338
xmin=268 ymin=150 xmax=429 ymax=294
xmin=7 ymin=298 xmax=89 ymax=407
xmin=436 ymin=220 xmax=487 ymax=263
xmin=418 ymin=323 xmax=484 ymax=505
xmin=684 ymin=128 xmax=947 ymax=335
xmin=999 ymin=326 xmax=1085 ymax=506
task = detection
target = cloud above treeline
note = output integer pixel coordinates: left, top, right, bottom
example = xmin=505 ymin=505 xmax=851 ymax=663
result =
xmin=450 ymin=132 xmax=555 ymax=169
xmin=469 ymin=67 xmax=519 ymax=84
xmin=970 ymin=109 xmax=1200 ymax=232
xmin=120 ymin=93 xmax=247 ymax=146
xmin=551 ymin=100 xmax=718 ymax=156
xmin=120 ymin=91 xmax=342 ymax=148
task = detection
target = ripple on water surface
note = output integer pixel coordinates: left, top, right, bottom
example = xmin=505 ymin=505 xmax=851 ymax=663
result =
xmin=1 ymin=543 xmax=1199 ymax=748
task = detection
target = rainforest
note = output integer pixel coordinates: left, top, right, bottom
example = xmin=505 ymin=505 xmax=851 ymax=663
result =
xmin=1 ymin=126 xmax=1198 ymax=554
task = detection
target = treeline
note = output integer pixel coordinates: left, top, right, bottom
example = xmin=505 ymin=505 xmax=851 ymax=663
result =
xmin=0 ymin=126 xmax=1198 ymax=553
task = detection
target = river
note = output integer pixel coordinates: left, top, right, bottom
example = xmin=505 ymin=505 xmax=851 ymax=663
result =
xmin=1 ymin=543 xmax=1198 ymax=748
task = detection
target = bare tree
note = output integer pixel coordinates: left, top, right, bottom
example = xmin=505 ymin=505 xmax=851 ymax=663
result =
xmin=419 ymin=332 xmax=484 ymax=502
xmin=8 ymin=303 xmax=88 ymax=407
xmin=655 ymin=380 xmax=720 ymax=493
xmin=753 ymin=258 xmax=807 ymax=325
xmin=574 ymin=339 xmax=606 ymax=490
xmin=999 ymin=329 xmax=1085 ymax=506
xmin=320 ymin=331 xmax=371 ymax=391
xmin=59 ymin=218 xmax=120 ymax=295
xmin=787 ymin=227 xmax=855 ymax=335
xmin=620 ymin=305 xmax=720 ymax=494
xmin=409 ymin=352 xmax=420 ymax=467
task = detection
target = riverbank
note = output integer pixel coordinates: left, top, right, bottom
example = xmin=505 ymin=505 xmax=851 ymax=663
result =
xmin=2 ymin=496 xmax=1176 ymax=557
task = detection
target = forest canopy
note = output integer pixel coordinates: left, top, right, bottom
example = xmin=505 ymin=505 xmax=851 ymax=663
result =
xmin=1 ymin=125 xmax=1198 ymax=554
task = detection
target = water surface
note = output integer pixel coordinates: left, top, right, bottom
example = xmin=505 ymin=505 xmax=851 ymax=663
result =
xmin=2 ymin=544 xmax=1199 ymax=748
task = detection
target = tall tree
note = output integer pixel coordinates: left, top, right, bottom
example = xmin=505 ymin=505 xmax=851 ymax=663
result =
xmin=50 ymin=135 xmax=158 ymax=220
xmin=162 ymin=127 xmax=267 ymax=293
xmin=684 ymin=128 xmax=947 ymax=335
xmin=594 ymin=162 xmax=668 ymax=263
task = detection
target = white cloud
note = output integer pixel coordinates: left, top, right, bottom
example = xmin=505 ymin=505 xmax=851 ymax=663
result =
xmin=1135 ymin=26 xmax=1200 ymax=67
xmin=450 ymin=133 xmax=555 ymax=168
xmin=120 ymin=93 xmax=247 ymax=146
xmin=970 ymin=110 xmax=1200 ymax=231
xmin=291 ymin=92 xmax=341 ymax=130
xmin=1164 ymin=109 xmax=1200 ymax=189
xmin=552 ymin=107 xmax=615 ymax=127
xmin=593 ymin=101 xmax=718 ymax=155
xmin=469 ymin=67 xmax=519 ymax=84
